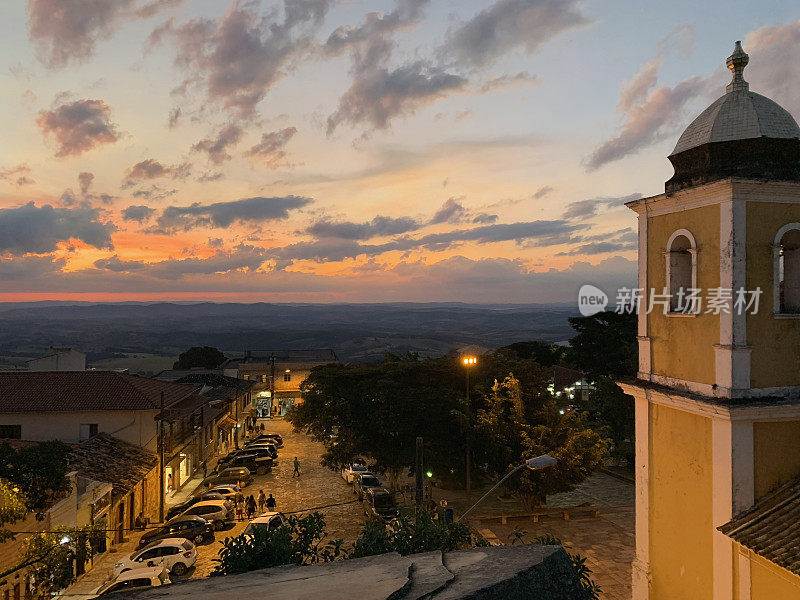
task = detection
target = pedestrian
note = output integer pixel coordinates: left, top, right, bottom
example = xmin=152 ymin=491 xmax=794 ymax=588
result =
xmin=260 ymin=423 xmax=265 ymax=433
xmin=235 ymin=489 xmax=244 ymax=507
xmin=167 ymin=473 xmax=173 ymax=493
xmin=201 ymin=460 xmax=207 ymax=478
xmin=258 ymin=490 xmax=267 ymax=513
xmin=266 ymin=493 xmax=277 ymax=511
xmin=292 ymin=456 xmax=301 ymax=478
xmin=246 ymin=495 xmax=256 ymax=519
xmin=236 ymin=501 xmax=244 ymax=521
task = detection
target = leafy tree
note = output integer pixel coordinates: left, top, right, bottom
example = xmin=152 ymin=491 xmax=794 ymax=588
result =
xmin=0 ymin=479 xmax=27 ymax=542
xmin=498 ymin=341 xmax=568 ymax=367
xmin=173 ymin=346 xmax=226 ymax=370
xmin=580 ymin=377 xmax=635 ymax=465
xmin=211 ymin=513 xmax=344 ymax=576
xmin=477 ymin=375 xmax=610 ymax=510
xmin=0 ymin=441 xmax=73 ymax=514
xmin=22 ymin=524 xmax=105 ymax=595
xmin=566 ymin=311 xmax=636 ymax=381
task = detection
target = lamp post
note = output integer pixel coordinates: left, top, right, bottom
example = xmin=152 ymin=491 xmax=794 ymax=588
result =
xmin=461 ymin=356 xmax=477 ymax=503
xmin=457 ymin=454 xmax=557 ymax=522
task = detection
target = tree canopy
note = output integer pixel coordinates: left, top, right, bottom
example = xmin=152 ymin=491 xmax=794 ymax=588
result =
xmin=173 ymin=346 xmax=227 ymax=370
xmin=0 ymin=441 xmax=73 ymax=513
xmin=288 ymin=351 xmax=609 ymax=502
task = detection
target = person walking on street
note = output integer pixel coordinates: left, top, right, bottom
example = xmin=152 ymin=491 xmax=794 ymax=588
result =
xmin=292 ymin=456 xmax=301 ymax=478
xmin=258 ymin=490 xmax=267 ymax=513
xmin=266 ymin=493 xmax=277 ymax=511
xmin=246 ymin=495 xmax=256 ymax=519
xmin=235 ymin=501 xmax=244 ymax=521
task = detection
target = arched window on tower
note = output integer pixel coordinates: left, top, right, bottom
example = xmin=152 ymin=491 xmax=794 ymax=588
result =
xmin=774 ymin=224 xmax=800 ymax=314
xmin=666 ymin=229 xmax=697 ymax=313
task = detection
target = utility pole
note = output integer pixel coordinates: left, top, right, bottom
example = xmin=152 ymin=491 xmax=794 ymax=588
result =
xmin=415 ymin=437 xmax=424 ymax=508
xmin=465 ymin=368 xmax=471 ymax=504
xmin=270 ymin=353 xmax=276 ymax=417
xmin=158 ymin=391 xmax=165 ymax=523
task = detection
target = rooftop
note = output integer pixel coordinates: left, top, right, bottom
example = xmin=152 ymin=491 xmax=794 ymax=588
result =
xmin=69 ymin=433 xmax=158 ymax=502
xmin=0 ymin=371 xmax=202 ymax=413
xmin=719 ymin=475 xmax=800 ymax=576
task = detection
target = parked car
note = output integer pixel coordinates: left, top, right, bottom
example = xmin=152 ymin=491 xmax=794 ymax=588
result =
xmin=242 ymin=512 xmax=287 ymax=537
xmin=113 ymin=539 xmax=196 ymax=577
xmin=353 ymin=472 xmax=382 ymax=500
xmin=176 ymin=499 xmax=233 ymax=530
xmin=244 ymin=441 xmax=278 ymax=459
xmin=342 ymin=462 xmax=368 ymax=484
xmin=248 ymin=433 xmax=283 ymax=448
xmin=137 ymin=516 xmax=214 ymax=549
xmin=201 ymin=466 xmax=252 ymax=488
xmin=205 ymin=484 xmax=241 ymax=499
xmin=95 ymin=566 xmax=170 ymax=596
xmin=363 ymin=488 xmax=398 ymax=523
xmin=218 ymin=452 xmax=273 ymax=474
xmin=166 ymin=492 xmax=228 ymax=520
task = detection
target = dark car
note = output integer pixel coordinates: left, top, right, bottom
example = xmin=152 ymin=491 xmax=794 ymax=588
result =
xmin=353 ymin=472 xmax=382 ymax=500
xmin=201 ymin=466 xmax=252 ymax=488
xmin=137 ymin=516 xmax=214 ymax=549
xmin=248 ymin=433 xmax=283 ymax=448
xmin=219 ymin=447 xmax=276 ymax=466
xmin=364 ymin=488 xmax=398 ymax=522
xmin=166 ymin=491 xmax=228 ymax=520
xmin=218 ymin=453 xmax=273 ymax=475
xmin=243 ymin=442 xmax=278 ymax=459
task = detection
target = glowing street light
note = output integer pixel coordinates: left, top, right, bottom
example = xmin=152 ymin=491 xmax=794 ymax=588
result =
xmin=461 ymin=355 xmax=478 ymax=503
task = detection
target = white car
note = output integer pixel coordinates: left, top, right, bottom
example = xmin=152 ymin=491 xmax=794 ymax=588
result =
xmin=243 ymin=512 xmax=287 ymax=537
xmin=178 ymin=499 xmax=233 ymax=530
xmin=113 ymin=539 xmax=196 ymax=577
xmin=95 ymin=566 xmax=170 ymax=596
xmin=342 ymin=462 xmax=368 ymax=484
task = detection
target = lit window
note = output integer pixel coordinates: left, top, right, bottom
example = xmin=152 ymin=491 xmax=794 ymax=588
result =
xmin=666 ymin=229 xmax=697 ymax=313
xmin=775 ymin=224 xmax=800 ymax=313
xmin=284 ymin=371 xmax=291 ymax=382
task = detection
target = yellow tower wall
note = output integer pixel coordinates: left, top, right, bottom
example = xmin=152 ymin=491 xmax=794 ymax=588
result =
xmin=649 ymin=402 xmax=714 ymax=599
xmin=745 ymin=200 xmax=800 ymax=388
xmin=647 ymin=204 xmax=720 ymax=386
xmin=753 ymin=420 xmax=800 ymax=499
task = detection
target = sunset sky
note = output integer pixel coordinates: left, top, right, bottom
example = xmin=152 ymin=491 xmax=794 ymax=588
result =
xmin=1 ymin=0 xmax=799 ymax=303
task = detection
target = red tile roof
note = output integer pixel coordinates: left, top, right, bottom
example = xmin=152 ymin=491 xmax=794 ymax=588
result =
xmin=0 ymin=371 xmax=201 ymax=413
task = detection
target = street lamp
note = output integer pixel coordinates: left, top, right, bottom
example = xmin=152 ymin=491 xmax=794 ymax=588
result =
xmin=457 ymin=454 xmax=557 ymax=522
xmin=461 ymin=356 xmax=477 ymax=503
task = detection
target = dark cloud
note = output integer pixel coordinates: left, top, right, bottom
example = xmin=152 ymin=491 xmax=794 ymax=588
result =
xmin=131 ymin=185 xmax=178 ymax=201
xmin=122 ymin=158 xmax=192 ymax=188
xmin=325 ymin=1 xmax=465 ymax=134
xmin=197 ymin=171 xmax=224 ymax=183
xmin=307 ymin=215 xmax=420 ymax=240
xmin=327 ymin=60 xmax=466 ymax=134
xmin=150 ymin=1 xmax=331 ymax=119
xmin=0 ymin=202 xmax=114 ymax=254
xmin=93 ymin=245 xmax=267 ymax=279
xmin=122 ymin=205 xmax=156 ymax=223
xmin=167 ymin=107 xmax=182 ymax=128
xmin=78 ymin=172 xmax=94 ymax=194
xmin=478 ymin=71 xmax=538 ymax=93
xmin=472 ymin=213 xmax=498 ymax=224
xmin=36 ymin=98 xmax=120 ymax=158
xmin=0 ymin=164 xmax=35 ymax=186
xmin=532 ymin=186 xmax=553 ymax=200
xmin=0 ymin=255 xmax=66 ymax=280
xmin=192 ymin=123 xmax=243 ymax=164
xmin=430 ymin=197 xmax=466 ymax=224
xmin=562 ymin=193 xmax=642 ymax=220
xmin=442 ymin=0 xmax=590 ymax=69
xmin=153 ymin=196 xmax=312 ymax=232
xmin=273 ymin=219 xmax=583 ymax=262
xmin=245 ymin=127 xmax=298 ymax=168
xmin=27 ymin=0 xmax=183 ymax=68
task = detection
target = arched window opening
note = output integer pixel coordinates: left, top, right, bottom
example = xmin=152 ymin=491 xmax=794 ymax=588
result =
xmin=667 ymin=232 xmax=696 ymax=313
xmin=778 ymin=228 xmax=800 ymax=313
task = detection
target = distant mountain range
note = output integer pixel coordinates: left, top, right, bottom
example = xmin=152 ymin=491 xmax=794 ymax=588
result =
xmin=0 ymin=302 xmax=580 ymax=368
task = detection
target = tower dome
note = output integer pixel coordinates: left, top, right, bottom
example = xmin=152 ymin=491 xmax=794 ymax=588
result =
xmin=666 ymin=41 xmax=800 ymax=193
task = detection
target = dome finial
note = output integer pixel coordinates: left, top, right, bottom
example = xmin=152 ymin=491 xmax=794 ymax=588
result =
xmin=726 ymin=40 xmax=749 ymax=93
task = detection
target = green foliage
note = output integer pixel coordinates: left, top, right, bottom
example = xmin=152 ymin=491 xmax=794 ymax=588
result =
xmin=0 ymin=441 xmax=73 ymax=513
xmin=22 ymin=524 xmax=106 ymax=595
xmin=0 ymin=479 xmax=28 ymax=542
xmin=530 ymin=533 xmax=601 ymax=599
xmin=173 ymin=346 xmax=226 ymax=370
xmin=211 ymin=513 xmax=344 ymax=576
xmin=498 ymin=341 xmax=568 ymax=367
xmin=567 ymin=310 xmax=637 ymax=381
xmin=580 ymin=377 xmax=635 ymax=464
xmin=508 ymin=525 xmax=527 ymax=545
xmin=349 ymin=509 xmax=482 ymax=558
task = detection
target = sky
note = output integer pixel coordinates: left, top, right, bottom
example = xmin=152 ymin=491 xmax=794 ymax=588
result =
xmin=1 ymin=0 xmax=799 ymax=304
